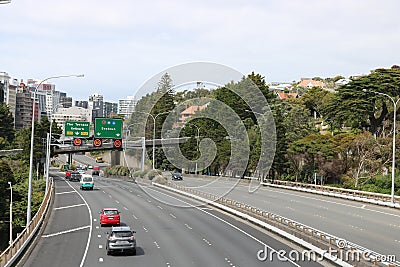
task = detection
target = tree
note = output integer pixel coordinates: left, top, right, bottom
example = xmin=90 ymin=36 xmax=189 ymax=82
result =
xmin=323 ymin=66 xmax=400 ymax=136
xmin=349 ymin=132 xmax=382 ymax=187
xmin=0 ymin=103 xmax=15 ymax=149
xmin=288 ymin=134 xmax=336 ymax=182
xmin=300 ymin=87 xmax=332 ymax=119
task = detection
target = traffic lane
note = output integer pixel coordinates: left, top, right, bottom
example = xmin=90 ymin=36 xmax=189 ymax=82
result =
xmin=141 ymin=185 xmax=323 ymax=267
xmin=92 ymin=178 xmax=321 ymax=267
xmin=67 ymin=179 xmax=168 ymax=267
xmin=178 ymin=176 xmax=400 ymax=218
xmin=176 ymin=177 xmax=400 ymax=259
xmin=75 ymin=179 xmax=232 ymax=267
xmin=96 ymin=181 xmax=256 ymax=267
xmin=20 ymin=175 xmax=91 ymax=267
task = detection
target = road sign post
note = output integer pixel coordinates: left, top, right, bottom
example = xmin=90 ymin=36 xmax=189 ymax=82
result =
xmin=64 ymin=121 xmax=90 ymax=138
xmin=94 ymin=118 xmax=123 ymax=139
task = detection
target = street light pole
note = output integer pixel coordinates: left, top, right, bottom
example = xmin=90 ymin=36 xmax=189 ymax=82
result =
xmin=364 ymin=89 xmax=399 ymax=204
xmin=187 ymin=123 xmax=200 ymax=174
xmin=135 ymin=111 xmax=170 ymax=169
xmin=27 ymin=74 xmax=83 ymax=225
xmin=45 ymin=102 xmax=64 ymax=193
xmin=124 ymin=123 xmax=143 ymax=170
xmin=8 ymin=182 xmax=12 ymax=245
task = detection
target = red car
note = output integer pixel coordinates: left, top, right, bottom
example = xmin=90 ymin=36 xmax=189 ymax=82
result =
xmin=65 ymin=170 xmax=72 ymax=179
xmin=100 ymin=208 xmax=120 ymax=226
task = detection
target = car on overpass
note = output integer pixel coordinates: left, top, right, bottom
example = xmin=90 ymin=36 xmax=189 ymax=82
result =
xmin=100 ymin=208 xmax=120 ymax=226
xmin=106 ymin=226 xmax=136 ymax=255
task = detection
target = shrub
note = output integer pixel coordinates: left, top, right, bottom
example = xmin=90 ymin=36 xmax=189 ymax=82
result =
xmin=145 ymin=169 xmax=162 ymax=180
xmin=152 ymin=175 xmax=167 ymax=185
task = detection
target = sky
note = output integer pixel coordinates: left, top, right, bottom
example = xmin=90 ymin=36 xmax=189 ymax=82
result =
xmin=1 ymin=0 xmax=399 ymax=102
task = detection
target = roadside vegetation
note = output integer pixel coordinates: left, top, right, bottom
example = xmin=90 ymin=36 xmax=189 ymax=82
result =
xmin=128 ymin=67 xmax=400 ymax=196
xmin=0 ymin=103 xmax=59 ymax=252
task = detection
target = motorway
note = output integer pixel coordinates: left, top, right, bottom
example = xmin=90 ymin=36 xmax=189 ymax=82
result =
xmin=172 ymin=176 xmax=400 ymax=261
xmin=19 ymin=170 xmax=326 ymax=267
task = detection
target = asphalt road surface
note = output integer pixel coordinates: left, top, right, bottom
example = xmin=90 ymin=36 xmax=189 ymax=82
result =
xmin=171 ymin=175 xmax=400 ymax=262
xmin=20 ymin=171 xmax=326 ymax=267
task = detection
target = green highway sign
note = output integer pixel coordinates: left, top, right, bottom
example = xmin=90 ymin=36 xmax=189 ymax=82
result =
xmin=94 ymin=118 xmax=123 ymax=139
xmin=64 ymin=121 xmax=90 ymax=138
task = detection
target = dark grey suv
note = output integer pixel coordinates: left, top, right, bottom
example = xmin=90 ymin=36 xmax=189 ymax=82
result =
xmin=70 ymin=171 xmax=81 ymax=182
xmin=171 ymin=172 xmax=183 ymax=180
xmin=106 ymin=226 xmax=136 ymax=255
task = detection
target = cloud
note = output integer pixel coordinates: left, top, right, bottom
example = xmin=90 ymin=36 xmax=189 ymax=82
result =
xmin=1 ymin=0 xmax=399 ymax=101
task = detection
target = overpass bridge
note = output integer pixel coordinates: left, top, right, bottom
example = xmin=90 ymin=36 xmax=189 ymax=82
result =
xmin=53 ymin=137 xmax=189 ymax=165
xmin=53 ymin=137 xmax=189 ymax=154
xmin=0 ymin=149 xmax=23 ymax=157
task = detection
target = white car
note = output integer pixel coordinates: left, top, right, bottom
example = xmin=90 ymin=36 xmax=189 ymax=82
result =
xmin=80 ymin=174 xmax=94 ymax=190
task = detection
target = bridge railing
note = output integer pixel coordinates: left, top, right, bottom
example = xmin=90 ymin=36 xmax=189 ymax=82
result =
xmin=156 ymin=182 xmax=399 ymax=267
xmin=0 ymin=178 xmax=54 ymax=267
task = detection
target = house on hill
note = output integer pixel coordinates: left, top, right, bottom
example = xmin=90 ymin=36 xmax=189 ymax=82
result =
xmin=297 ymin=79 xmax=325 ymax=88
xmin=276 ymin=92 xmax=299 ymax=99
xmin=179 ymin=104 xmax=208 ymax=123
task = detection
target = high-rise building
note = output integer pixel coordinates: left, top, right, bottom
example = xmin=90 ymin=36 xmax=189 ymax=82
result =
xmin=89 ymin=93 xmax=104 ymax=123
xmin=60 ymin=96 xmax=73 ymax=108
xmin=15 ymin=80 xmax=39 ymax=130
xmin=52 ymin=106 xmax=91 ymax=131
xmin=104 ymin=102 xmax=118 ymax=118
xmin=0 ymin=72 xmax=17 ymax=122
xmin=75 ymin=100 xmax=88 ymax=109
xmin=0 ymin=75 xmax=6 ymax=103
xmin=7 ymin=78 xmax=18 ymax=125
xmin=118 ymin=96 xmax=136 ymax=118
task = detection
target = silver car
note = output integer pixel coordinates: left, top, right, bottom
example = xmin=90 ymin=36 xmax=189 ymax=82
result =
xmin=106 ymin=226 xmax=136 ymax=255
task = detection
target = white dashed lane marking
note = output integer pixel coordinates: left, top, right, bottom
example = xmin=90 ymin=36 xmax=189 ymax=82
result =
xmin=56 ymin=191 xmax=76 ymax=195
xmin=202 ymin=238 xmax=212 ymax=246
xmin=42 ymin=225 xmax=90 ymax=238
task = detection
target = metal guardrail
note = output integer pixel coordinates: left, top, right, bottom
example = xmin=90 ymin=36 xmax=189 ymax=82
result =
xmin=261 ymin=179 xmax=400 ymax=208
xmin=0 ymin=178 xmax=54 ymax=267
xmin=184 ymin=173 xmax=400 ymax=208
xmin=159 ymin=182 xmax=399 ymax=267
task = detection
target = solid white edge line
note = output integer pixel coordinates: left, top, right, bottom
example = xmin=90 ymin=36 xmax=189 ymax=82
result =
xmin=54 ymin=203 xmax=86 ymax=210
xmin=42 ymin=225 xmax=90 ymax=238
xmin=65 ymin=180 xmax=93 ymax=267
